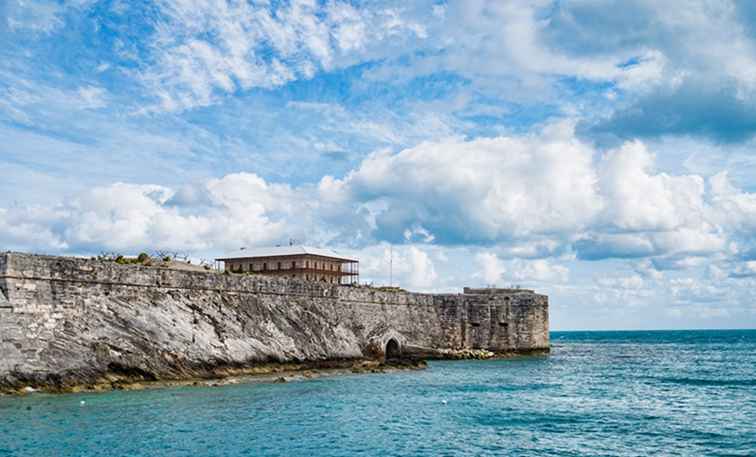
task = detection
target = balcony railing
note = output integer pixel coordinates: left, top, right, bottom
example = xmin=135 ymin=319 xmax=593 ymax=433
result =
xmin=249 ymin=266 xmax=359 ymax=276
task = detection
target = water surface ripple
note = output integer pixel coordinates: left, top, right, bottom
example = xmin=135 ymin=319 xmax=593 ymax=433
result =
xmin=1 ymin=330 xmax=754 ymax=456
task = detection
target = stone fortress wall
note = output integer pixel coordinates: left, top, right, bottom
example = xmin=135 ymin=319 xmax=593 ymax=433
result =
xmin=0 ymin=252 xmax=549 ymax=392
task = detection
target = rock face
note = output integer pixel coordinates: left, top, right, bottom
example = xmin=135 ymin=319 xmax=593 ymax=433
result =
xmin=0 ymin=253 xmax=549 ymax=392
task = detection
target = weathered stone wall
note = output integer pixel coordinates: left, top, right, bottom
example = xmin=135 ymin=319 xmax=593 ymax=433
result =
xmin=0 ymin=252 xmax=548 ymax=391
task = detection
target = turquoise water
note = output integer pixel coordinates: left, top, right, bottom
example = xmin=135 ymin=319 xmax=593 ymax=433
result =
xmin=1 ymin=330 xmax=755 ymax=456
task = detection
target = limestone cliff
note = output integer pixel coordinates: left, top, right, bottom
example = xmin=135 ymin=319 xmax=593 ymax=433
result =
xmin=0 ymin=253 xmax=549 ymax=393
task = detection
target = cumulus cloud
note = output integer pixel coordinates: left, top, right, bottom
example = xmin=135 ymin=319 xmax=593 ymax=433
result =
xmin=2 ymin=122 xmax=756 ymax=317
xmin=709 ymin=171 xmax=756 ymax=233
xmin=4 ymin=122 xmax=755 ymax=269
xmin=575 ymin=140 xmax=743 ymax=263
xmin=356 ymin=244 xmax=438 ymax=290
xmin=2 ymin=124 xmax=756 ymax=327
xmin=0 ymin=174 xmax=309 ymax=255
xmin=321 ymin=121 xmax=602 ymax=243
xmin=475 ymin=252 xmax=568 ymax=287
xmin=315 ymin=122 xmax=756 ymax=275
xmin=599 ymin=141 xmax=706 ymax=231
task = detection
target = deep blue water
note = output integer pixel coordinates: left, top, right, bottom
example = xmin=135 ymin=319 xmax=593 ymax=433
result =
xmin=1 ymin=330 xmax=755 ymax=457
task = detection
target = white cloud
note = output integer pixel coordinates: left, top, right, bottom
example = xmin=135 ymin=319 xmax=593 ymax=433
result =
xmin=356 ymin=243 xmax=438 ymax=290
xmin=0 ymin=174 xmax=305 ymax=254
xmin=406 ymin=246 xmax=438 ymax=289
xmin=77 ymin=86 xmax=108 ymax=109
xmin=360 ymin=1 xmax=671 ymax=105
xmin=634 ymin=259 xmax=664 ymax=281
xmin=709 ymin=171 xmax=756 ymax=233
xmin=3 ymin=0 xmax=94 ymax=33
xmin=140 ymin=0 xmax=429 ymax=112
xmin=0 ymin=207 xmax=68 ymax=251
xmin=2 ymin=135 xmax=756 ymax=327
xmin=475 ymin=252 xmax=568 ymax=287
xmin=730 ymin=261 xmax=756 ymax=278
xmin=322 ymin=121 xmax=602 ymax=242
xmin=599 ymin=141 xmax=706 ymax=232
xmin=476 ymin=252 xmax=506 ymax=285
xmin=5 ymin=0 xmax=63 ymax=33
xmin=596 ymin=275 xmax=644 ymax=290
xmin=2 ymin=121 xmax=756 ymax=321
xmin=3 ymin=122 xmax=756 ymax=275
xmin=403 ymin=225 xmax=434 ymax=243
xmin=510 ymin=259 xmax=569 ymax=284
xmin=0 ymin=73 xmax=110 ymax=122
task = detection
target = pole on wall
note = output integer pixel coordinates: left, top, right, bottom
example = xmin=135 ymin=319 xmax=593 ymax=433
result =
xmin=389 ymin=244 xmax=393 ymax=287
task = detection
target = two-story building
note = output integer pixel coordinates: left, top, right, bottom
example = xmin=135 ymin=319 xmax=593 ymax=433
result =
xmin=215 ymin=246 xmax=359 ymax=285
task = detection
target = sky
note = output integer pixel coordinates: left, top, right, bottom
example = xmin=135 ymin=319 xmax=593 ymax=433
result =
xmin=2 ymin=0 xmax=756 ymax=330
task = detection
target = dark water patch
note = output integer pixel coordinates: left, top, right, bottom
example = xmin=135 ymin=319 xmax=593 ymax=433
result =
xmin=474 ymin=411 xmax=596 ymax=429
xmin=652 ymin=377 xmax=756 ymax=387
xmin=425 ymin=382 xmax=559 ymax=395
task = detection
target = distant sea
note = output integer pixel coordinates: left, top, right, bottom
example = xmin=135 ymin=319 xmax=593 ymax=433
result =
xmin=2 ymin=330 xmax=755 ymax=457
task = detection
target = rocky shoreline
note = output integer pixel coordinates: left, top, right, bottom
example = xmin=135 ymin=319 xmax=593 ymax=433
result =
xmin=1 ymin=349 xmax=551 ymax=396
xmin=2 ymin=358 xmax=428 ymax=396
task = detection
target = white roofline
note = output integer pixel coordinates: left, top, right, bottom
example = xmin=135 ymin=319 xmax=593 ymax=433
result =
xmin=215 ymin=245 xmax=358 ymax=262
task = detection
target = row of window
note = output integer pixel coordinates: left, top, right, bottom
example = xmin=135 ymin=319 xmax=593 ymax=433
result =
xmin=300 ymin=275 xmax=340 ymax=283
xmin=232 ymin=261 xmax=342 ymax=272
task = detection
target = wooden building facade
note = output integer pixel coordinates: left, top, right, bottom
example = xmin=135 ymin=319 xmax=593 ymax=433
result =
xmin=215 ymin=246 xmax=359 ymax=285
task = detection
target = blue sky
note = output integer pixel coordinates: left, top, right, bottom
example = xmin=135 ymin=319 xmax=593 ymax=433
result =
xmin=2 ymin=0 xmax=756 ymax=330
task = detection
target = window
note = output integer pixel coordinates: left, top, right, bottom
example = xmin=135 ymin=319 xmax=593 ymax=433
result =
xmin=277 ymin=262 xmax=282 ymax=270
xmin=291 ymin=261 xmax=296 ymax=269
xmin=306 ymin=261 xmax=309 ymax=268
xmin=263 ymin=262 xmax=267 ymax=271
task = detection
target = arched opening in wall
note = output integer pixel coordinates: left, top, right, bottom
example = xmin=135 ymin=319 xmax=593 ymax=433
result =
xmin=385 ymin=338 xmax=401 ymax=361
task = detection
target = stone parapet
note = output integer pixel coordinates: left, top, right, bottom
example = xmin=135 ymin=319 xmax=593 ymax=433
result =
xmin=0 ymin=252 xmax=549 ymax=393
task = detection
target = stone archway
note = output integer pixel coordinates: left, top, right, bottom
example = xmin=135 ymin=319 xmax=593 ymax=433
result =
xmin=385 ymin=338 xmax=401 ymax=361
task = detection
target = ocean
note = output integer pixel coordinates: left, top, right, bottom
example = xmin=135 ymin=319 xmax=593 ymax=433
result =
xmin=1 ymin=330 xmax=754 ymax=457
